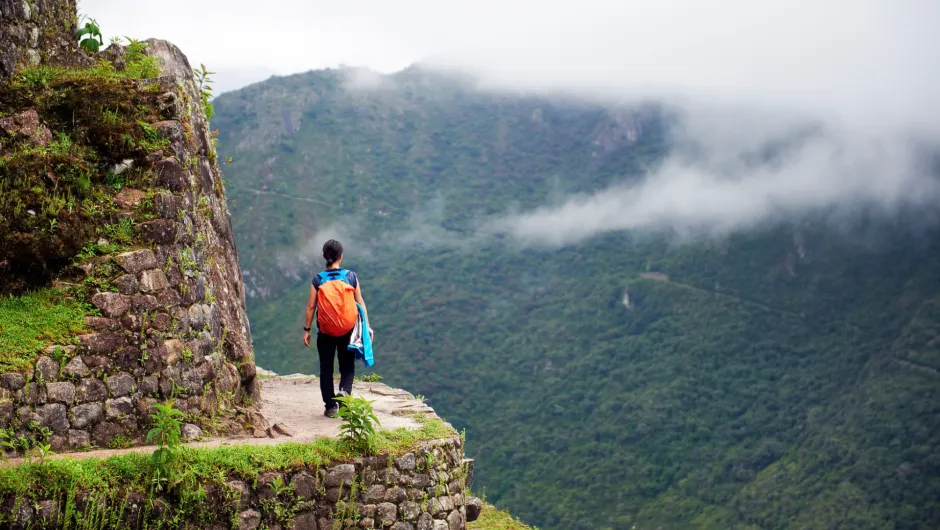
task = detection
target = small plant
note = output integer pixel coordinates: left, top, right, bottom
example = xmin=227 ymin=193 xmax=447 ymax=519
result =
xmin=0 ymin=429 xmax=16 ymax=460
xmin=178 ymin=247 xmax=199 ymax=277
xmin=104 ymin=217 xmax=135 ymax=245
xmin=357 ymin=373 xmax=383 ymax=383
xmin=0 ymin=425 xmax=54 ymax=463
xmin=196 ymin=195 xmax=212 ymax=219
xmin=101 ymin=107 xmax=121 ymax=126
xmin=75 ymin=18 xmax=104 ymax=53
xmin=335 ymin=395 xmax=380 ymax=453
xmin=194 ymin=64 xmax=216 ymax=120
xmin=33 ymin=441 xmax=54 ymax=464
xmin=108 ymin=435 xmax=133 ymax=449
xmin=122 ymin=38 xmax=160 ymax=79
xmin=268 ymin=475 xmax=292 ymax=497
xmin=105 ymin=170 xmax=126 ymax=190
xmin=147 ymin=401 xmax=186 ymax=492
xmin=15 ymin=65 xmax=65 ymax=88
xmin=48 ymin=132 xmax=74 ymax=156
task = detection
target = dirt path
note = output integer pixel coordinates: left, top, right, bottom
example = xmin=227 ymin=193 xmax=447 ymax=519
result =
xmin=246 ymin=188 xmax=334 ymax=206
xmin=896 ymin=359 xmax=940 ymax=377
xmin=255 ymin=375 xmax=436 ymax=444
xmin=2 ymin=376 xmax=435 ymax=466
xmin=638 ymin=272 xmax=805 ymax=319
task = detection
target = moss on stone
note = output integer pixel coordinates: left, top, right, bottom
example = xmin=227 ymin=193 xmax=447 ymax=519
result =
xmin=0 ymin=55 xmax=166 ymax=293
xmin=468 ymin=504 xmax=536 ymax=530
xmin=0 ymin=288 xmax=88 ymax=372
xmin=0 ymin=418 xmax=457 ymax=528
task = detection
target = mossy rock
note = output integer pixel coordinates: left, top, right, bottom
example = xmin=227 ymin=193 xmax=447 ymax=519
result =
xmin=0 ymin=62 xmax=169 ymax=293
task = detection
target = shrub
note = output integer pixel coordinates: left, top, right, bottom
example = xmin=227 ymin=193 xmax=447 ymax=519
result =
xmin=335 ymin=395 xmax=380 ymax=453
xmin=147 ymin=401 xmax=186 ymax=493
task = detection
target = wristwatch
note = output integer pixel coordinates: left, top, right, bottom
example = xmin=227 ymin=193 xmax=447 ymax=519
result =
xmin=303 ymin=327 xmax=311 ymax=332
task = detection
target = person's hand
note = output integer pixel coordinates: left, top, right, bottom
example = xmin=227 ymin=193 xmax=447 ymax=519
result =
xmin=369 ymin=327 xmax=374 ymax=341
xmin=304 ymin=330 xmax=311 ymax=347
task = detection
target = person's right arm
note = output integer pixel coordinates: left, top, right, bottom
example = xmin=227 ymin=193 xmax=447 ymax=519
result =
xmin=304 ymin=284 xmax=317 ymax=347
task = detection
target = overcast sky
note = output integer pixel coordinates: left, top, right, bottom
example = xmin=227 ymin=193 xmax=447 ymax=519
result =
xmin=80 ymin=0 xmax=939 ymax=127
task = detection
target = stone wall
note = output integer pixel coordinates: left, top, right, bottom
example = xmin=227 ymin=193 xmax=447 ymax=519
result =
xmin=0 ymin=0 xmax=82 ymax=78
xmin=2 ymin=436 xmax=482 ymax=530
xmin=0 ymin=40 xmax=259 ymax=452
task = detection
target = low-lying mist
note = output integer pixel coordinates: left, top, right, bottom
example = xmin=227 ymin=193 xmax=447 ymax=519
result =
xmin=484 ymin=110 xmax=940 ymax=247
xmin=280 ymin=0 xmax=940 ymax=265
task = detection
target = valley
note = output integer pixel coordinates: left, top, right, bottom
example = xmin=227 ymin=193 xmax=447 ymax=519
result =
xmin=213 ymin=67 xmax=940 ymax=530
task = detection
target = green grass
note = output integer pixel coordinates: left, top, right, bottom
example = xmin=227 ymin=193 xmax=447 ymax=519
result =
xmin=0 ymin=417 xmax=456 ymax=527
xmin=469 ymin=504 xmax=536 ymax=530
xmin=0 ymin=289 xmax=88 ymax=372
xmin=9 ymin=51 xmax=159 ymax=91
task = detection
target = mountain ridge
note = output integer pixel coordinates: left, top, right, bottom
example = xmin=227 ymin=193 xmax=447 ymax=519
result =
xmin=213 ymin=66 xmax=940 ymax=530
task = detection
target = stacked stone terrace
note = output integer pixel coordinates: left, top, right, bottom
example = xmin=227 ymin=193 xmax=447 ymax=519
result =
xmin=0 ymin=39 xmax=259 ymax=451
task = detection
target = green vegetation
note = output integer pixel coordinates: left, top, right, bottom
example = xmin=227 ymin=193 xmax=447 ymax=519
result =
xmin=146 ymin=401 xmax=188 ymax=493
xmin=119 ymin=38 xmax=161 ymax=80
xmin=0 ymin=289 xmax=88 ymax=372
xmin=0 ymin=47 xmax=163 ymax=293
xmin=335 ymin=394 xmax=381 ymax=453
xmin=213 ymin=68 xmax=940 ymax=530
xmin=0 ymin=426 xmax=55 ymax=464
xmin=469 ymin=504 xmax=536 ymax=530
xmin=0 ymin=32 xmax=173 ymax=377
xmin=0 ymin=416 xmax=456 ymax=528
xmin=75 ymin=18 xmax=104 ymax=53
xmin=194 ymin=63 xmax=216 ymax=121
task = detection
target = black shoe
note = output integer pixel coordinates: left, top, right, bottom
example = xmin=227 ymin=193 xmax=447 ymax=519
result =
xmin=324 ymin=404 xmax=339 ymax=418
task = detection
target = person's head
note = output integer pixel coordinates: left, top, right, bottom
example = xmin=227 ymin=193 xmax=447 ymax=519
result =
xmin=322 ymin=239 xmax=344 ymax=268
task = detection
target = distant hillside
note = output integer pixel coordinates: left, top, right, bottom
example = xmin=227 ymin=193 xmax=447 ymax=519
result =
xmin=213 ymin=67 xmax=940 ymax=530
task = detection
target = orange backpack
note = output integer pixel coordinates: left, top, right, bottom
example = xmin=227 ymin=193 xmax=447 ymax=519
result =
xmin=315 ymin=269 xmax=358 ymax=336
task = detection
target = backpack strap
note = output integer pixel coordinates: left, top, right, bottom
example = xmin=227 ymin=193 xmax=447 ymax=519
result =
xmin=317 ymin=269 xmax=351 ymax=285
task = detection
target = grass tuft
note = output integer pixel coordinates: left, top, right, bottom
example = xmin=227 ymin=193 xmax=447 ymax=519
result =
xmin=0 ymin=418 xmax=457 ymax=527
xmin=0 ymin=289 xmax=88 ymax=372
xmin=468 ymin=503 xmax=537 ymax=530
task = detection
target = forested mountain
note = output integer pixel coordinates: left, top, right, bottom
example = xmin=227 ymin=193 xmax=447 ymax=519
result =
xmin=212 ymin=67 xmax=940 ymax=530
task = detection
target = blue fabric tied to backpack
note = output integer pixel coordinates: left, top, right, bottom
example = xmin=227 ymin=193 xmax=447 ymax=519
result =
xmin=347 ymin=302 xmax=374 ymax=367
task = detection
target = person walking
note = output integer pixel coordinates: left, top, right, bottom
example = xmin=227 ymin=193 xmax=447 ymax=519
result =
xmin=303 ymin=239 xmax=373 ymax=417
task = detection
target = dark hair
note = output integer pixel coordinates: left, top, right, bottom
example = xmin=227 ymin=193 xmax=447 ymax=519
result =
xmin=322 ymin=239 xmax=344 ymax=267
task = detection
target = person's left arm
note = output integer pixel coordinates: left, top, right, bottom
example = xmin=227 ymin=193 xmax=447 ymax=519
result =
xmin=354 ymin=280 xmax=373 ymax=340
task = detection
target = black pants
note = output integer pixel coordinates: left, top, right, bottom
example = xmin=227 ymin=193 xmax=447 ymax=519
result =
xmin=317 ymin=331 xmax=355 ymax=409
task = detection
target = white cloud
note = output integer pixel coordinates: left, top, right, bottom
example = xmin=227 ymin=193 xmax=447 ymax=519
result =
xmin=486 ymin=118 xmax=939 ymax=246
xmin=80 ymin=0 xmax=940 ymax=245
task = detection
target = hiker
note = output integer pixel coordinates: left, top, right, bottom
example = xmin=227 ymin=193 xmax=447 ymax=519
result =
xmin=303 ymin=239 xmax=374 ymax=417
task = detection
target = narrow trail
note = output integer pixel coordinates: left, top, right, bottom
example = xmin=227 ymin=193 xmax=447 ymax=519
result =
xmin=896 ymin=358 xmax=940 ymax=377
xmin=1 ymin=377 xmax=435 ymax=466
xmin=638 ymin=273 xmax=805 ymax=319
xmin=245 ymin=188 xmax=334 ymax=206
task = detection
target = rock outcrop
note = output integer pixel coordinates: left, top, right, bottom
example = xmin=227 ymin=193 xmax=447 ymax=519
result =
xmin=0 ymin=10 xmax=258 ymax=451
